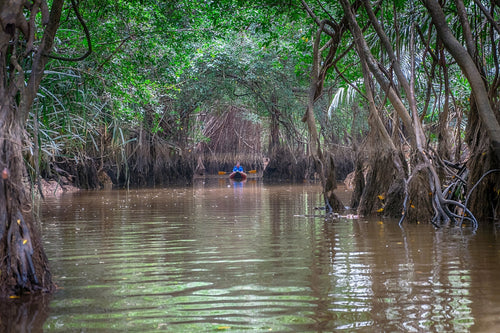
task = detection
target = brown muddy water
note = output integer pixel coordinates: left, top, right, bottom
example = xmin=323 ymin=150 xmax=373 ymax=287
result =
xmin=9 ymin=180 xmax=500 ymax=332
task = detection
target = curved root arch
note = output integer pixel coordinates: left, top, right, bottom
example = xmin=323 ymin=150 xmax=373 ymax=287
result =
xmin=398 ymin=148 xmax=497 ymax=230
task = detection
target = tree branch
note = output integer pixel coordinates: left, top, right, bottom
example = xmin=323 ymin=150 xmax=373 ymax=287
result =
xmin=47 ymin=0 xmax=92 ymax=62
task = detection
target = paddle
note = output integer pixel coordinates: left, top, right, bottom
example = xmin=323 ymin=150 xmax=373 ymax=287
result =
xmin=218 ymin=170 xmax=257 ymax=175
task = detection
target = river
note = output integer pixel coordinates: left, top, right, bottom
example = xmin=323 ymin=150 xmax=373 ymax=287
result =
xmin=6 ymin=180 xmax=500 ymax=332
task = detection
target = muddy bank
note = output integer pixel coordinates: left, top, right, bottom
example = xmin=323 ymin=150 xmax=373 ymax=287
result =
xmin=31 ymin=178 xmax=80 ymax=197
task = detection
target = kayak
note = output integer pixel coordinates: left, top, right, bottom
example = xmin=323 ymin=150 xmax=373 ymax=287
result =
xmin=229 ymin=171 xmax=247 ymax=181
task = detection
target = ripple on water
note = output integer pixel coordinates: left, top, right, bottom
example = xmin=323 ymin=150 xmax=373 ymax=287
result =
xmin=40 ymin=185 xmax=500 ymax=332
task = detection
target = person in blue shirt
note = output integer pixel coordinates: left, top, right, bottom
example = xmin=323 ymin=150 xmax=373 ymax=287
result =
xmin=233 ymin=162 xmax=243 ymax=172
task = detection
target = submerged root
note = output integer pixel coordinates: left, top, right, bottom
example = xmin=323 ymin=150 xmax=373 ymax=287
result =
xmin=398 ymin=152 xmax=498 ymax=230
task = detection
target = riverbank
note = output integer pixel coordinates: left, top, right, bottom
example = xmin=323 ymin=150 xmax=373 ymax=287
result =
xmin=34 ymin=178 xmax=80 ymax=197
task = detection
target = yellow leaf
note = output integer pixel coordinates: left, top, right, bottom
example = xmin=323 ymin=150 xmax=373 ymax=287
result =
xmin=9 ymin=295 xmax=20 ymax=299
xmin=410 ymin=204 xmax=415 ymax=209
xmin=17 ymin=219 xmax=21 ymax=225
xmin=377 ymin=194 xmax=385 ymax=200
xmin=217 ymin=326 xmax=231 ymax=330
xmin=23 ymin=239 xmax=27 ymax=245
xmin=376 ymin=208 xmax=384 ymax=212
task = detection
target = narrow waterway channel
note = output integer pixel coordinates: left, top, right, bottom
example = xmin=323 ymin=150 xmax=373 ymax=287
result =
xmin=16 ymin=180 xmax=500 ymax=331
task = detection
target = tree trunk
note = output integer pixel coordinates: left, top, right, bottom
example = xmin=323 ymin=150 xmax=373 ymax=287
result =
xmin=340 ymin=0 xmax=408 ymax=217
xmin=423 ymin=0 xmax=500 ymax=161
xmin=424 ymin=0 xmax=500 ymax=220
xmin=269 ymin=92 xmax=281 ymax=155
xmin=0 ymin=0 xmax=65 ymax=296
xmin=0 ymin=113 xmax=53 ymax=295
xmin=465 ymin=99 xmax=500 ymax=220
xmin=301 ymin=18 xmax=344 ymax=212
xmin=437 ymin=46 xmax=452 ymax=171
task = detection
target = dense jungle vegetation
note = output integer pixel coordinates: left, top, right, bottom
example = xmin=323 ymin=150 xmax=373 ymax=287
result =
xmin=1 ymin=0 xmax=500 ymax=295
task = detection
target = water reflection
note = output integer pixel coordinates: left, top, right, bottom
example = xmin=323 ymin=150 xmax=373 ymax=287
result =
xmin=9 ymin=181 xmax=500 ymax=332
xmin=0 ymin=294 xmax=51 ymax=333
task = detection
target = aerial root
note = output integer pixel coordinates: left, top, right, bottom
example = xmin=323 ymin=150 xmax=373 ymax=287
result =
xmin=399 ymin=163 xmax=499 ymax=231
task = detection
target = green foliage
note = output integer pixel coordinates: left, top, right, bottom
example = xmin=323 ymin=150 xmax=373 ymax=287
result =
xmin=28 ymin=0 xmax=481 ymax=180
xmin=29 ymin=0 xmax=316 ymax=176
